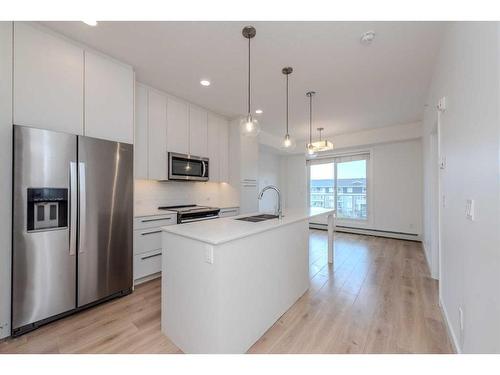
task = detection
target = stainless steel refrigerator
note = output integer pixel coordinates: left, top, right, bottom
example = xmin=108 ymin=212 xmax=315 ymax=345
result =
xmin=12 ymin=125 xmax=133 ymax=336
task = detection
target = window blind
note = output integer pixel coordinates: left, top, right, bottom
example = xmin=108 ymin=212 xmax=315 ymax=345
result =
xmin=306 ymin=152 xmax=370 ymax=166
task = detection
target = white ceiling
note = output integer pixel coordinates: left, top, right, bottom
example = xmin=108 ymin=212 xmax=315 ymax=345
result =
xmin=42 ymin=21 xmax=445 ymax=141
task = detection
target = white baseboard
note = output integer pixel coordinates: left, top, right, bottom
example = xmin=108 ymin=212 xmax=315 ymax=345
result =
xmin=439 ymin=296 xmax=461 ymax=354
xmin=422 ymin=242 xmax=439 ymax=280
xmin=134 ymin=272 xmax=161 ymax=286
xmin=309 ymin=223 xmax=421 ymax=242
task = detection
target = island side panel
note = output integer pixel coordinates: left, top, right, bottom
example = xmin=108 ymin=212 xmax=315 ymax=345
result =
xmin=216 ymin=220 xmax=309 ymax=353
xmin=161 ymin=232 xmax=221 ymax=353
xmin=161 ymin=219 xmax=310 ymax=354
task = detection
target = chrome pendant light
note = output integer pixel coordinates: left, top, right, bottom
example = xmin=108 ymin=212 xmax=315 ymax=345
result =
xmin=312 ymin=127 xmax=334 ymax=152
xmin=281 ymin=67 xmax=296 ymax=149
xmin=306 ymin=91 xmax=317 ymax=157
xmin=240 ymin=26 xmax=260 ymax=137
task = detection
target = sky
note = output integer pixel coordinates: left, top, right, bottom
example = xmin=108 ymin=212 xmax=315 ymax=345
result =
xmin=310 ymin=160 xmax=366 ymax=180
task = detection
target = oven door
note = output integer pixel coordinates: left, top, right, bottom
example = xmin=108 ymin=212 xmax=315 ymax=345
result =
xmin=168 ymin=152 xmax=209 ymax=181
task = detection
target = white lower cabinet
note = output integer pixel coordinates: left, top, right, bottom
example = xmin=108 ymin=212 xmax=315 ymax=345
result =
xmin=134 ymin=249 xmax=163 ymax=281
xmin=133 ymin=213 xmax=176 ymax=283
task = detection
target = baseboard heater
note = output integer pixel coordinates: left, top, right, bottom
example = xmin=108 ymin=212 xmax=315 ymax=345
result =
xmin=309 ymin=223 xmax=420 ymax=242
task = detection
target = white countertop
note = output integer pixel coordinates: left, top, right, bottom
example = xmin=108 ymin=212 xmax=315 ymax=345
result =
xmin=134 ymin=207 xmax=177 ymax=217
xmin=161 ymin=207 xmax=334 ymax=245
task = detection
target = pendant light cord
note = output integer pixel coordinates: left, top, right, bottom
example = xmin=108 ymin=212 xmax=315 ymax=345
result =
xmin=248 ymin=37 xmax=251 ymax=115
xmin=309 ymin=94 xmax=312 ymax=144
xmin=286 ymin=73 xmax=289 ymax=135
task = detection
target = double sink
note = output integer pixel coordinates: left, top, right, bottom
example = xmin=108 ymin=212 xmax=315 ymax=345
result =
xmin=235 ymin=214 xmax=279 ymax=223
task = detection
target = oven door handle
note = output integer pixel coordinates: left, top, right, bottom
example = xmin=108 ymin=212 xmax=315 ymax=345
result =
xmin=181 ymin=215 xmax=219 ymax=224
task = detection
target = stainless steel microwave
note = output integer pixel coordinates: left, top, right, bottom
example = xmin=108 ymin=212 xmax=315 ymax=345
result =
xmin=168 ymin=152 xmax=209 ymax=181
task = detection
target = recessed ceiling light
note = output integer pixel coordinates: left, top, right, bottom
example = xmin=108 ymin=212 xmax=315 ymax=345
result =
xmin=255 ymin=109 xmax=263 ymax=114
xmin=200 ymin=80 xmax=211 ymax=87
xmin=82 ymin=21 xmax=98 ymax=27
xmin=360 ymin=30 xmax=376 ymax=45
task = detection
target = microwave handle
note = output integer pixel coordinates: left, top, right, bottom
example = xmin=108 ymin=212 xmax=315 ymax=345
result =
xmin=202 ymin=160 xmax=207 ymax=177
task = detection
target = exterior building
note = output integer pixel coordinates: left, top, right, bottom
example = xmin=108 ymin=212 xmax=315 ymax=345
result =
xmin=310 ymin=178 xmax=367 ymax=219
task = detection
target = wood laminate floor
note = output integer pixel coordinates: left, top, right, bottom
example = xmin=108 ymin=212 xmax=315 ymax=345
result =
xmin=0 ymin=230 xmax=453 ymax=354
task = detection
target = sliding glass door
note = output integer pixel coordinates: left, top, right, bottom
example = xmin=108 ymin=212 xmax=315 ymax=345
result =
xmin=308 ymin=153 xmax=369 ymax=222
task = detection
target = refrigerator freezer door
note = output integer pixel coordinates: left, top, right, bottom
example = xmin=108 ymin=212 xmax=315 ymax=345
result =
xmin=77 ymin=136 xmax=133 ymax=307
xmin=12 ymin=125 xmax=77 ymax=331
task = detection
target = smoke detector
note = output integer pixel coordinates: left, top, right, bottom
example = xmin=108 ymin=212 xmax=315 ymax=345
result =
xmin=360 ymin=31 xmax=376 ymax=45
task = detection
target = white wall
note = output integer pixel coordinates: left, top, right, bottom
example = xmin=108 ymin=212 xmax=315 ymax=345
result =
xmin=258 ymin=145 xmax=282 ymax=212
xmin=0 ymin=22 xmax=12 ymax=338
xmin=290 ymin=136 xmax=423 ymax=239
xmin=280 ymin=154 xmax=308 ymax=212
xmin=135 ymin=180 xmax=239 ymax=214
xmin=422 ymin=22 xmax=500 ymax=353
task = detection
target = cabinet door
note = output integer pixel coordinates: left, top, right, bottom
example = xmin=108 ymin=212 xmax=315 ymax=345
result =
xmin=148 ymin=90 xmax=167 ymax=180
xmin=13 ymin=23 xmax=84 ymax=134
xmin=219 ymin=118 xmax=229 ymax=183
xmin=84 ymin=50 xmax=134 ymax=143
xmin=189 ymin=105 xmax=208 ymax=157
xmin=207 ymin=113 xmax=221 ymax=182
xmin=240 ymin=133 xmax=258 ymax=181
xmin=134 ymin=84 xmax=148 ymax=179
xmin=166 ymin=97 xmax=189 ymax=155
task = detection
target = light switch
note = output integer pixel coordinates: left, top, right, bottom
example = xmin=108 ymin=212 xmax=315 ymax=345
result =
xmin=466 ymin=199 xmax=474 ymax=221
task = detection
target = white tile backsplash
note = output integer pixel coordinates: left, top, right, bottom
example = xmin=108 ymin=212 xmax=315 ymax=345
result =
xmin=134 ymin=179 xmax=239 ymax=214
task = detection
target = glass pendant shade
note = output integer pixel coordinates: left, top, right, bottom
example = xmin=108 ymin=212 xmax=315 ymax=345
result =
xmin=310 ymin=139 xmax=334 ymax=152
xmin=306 ymin=143 xmax=317 ymax=158
xmin=240 ymin=114 xmax=260 ymax=137
xmin=281 ymin=133 xmax=296 ymax=150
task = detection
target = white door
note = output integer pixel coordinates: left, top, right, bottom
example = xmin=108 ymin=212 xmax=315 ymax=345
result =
xmin=13 ymin=23 xmax=84 ymax=135
xmin=84 ymin=51 xmax=134 ymax=143
xmin=148 ymin=90 xmax=168 ymax=180
xmin=189 ymin=105 xmax=208 ymax=157
xmin=166 ymin=97 xmax=189 ymax=154
xmin=134 ymin=84 xmax=149 ymax=179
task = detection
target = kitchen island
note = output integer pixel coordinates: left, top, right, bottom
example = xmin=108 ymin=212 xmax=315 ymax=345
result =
xmin=160 ymin=207 xmax=335 ymax=353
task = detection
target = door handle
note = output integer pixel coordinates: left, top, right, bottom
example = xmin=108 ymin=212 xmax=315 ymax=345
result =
xmin=78 ymin=162 xmax=86 ymax=254
xmin=69 ymin=162 xmax=77 ymax=256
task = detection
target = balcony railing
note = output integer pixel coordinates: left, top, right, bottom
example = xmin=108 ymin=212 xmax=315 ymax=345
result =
xmin=310 ymin=192 xmax=367 ymax=219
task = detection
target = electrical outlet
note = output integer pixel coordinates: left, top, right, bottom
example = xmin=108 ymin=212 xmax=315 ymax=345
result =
xmin=438 ymin=96 xmax=447 ymax=112
xmin=465 ymin=199 xmax=475 ymax=221
xmin=442 ymin=194 xmax=446 ymax=208
xmin=205 ymin=245 xmax=214 ymax=264
xmin=440 ymin=156 xmax=446 ymax=169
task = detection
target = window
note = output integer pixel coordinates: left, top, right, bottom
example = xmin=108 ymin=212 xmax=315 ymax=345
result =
xmin=308 ymin=153 xmax=369 ymax=220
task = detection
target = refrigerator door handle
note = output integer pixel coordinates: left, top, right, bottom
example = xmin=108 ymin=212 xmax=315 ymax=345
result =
xmin=78 ymin=162 xmax=86 ymax=254
xmin=69 ymin=162 xmax=77 ymax=256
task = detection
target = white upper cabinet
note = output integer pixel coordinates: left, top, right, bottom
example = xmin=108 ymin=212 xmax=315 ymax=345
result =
xmin=134 ymin=84 xmax=149 ymax=179
xmin=189 ymin=105 xmax=208 ymax=157
xmin=13 ymin=23 xmax=84 ymax=135
xmin=207 ymin=113 xmax=221 ymax=182
xmin=148 ymin=89 xmax=168 ymax=180
xmin=166 ymin=97 xmax=189 ymax=155
xmin=84 ymin=50 xmax=134 ymax=143
xmin=219 ymin=118 xmax=229 ymax=183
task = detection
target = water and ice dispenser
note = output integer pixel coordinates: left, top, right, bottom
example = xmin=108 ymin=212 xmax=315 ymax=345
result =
xmin=27 ymin=188 xmax=68 ymax=231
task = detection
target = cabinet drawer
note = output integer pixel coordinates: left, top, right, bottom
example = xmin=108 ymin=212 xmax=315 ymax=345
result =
xmin=134 ymin=228 xmax=162 ymax=255
xmin=134 ymin=249 xmax=162 ymax=280
xmin=134 ymin=213 xmax=176 ymax=230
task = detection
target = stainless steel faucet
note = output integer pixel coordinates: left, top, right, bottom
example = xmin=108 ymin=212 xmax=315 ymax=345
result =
xmin=258 ymin=185 xmax=283 ymax=219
